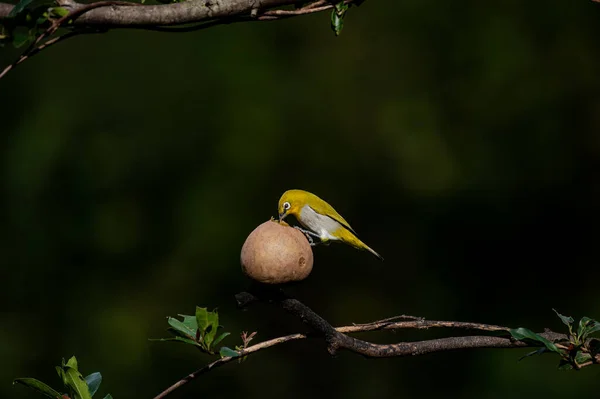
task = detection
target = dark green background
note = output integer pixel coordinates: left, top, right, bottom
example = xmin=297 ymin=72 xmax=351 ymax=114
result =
xmin=2 ymin=1 xmax=600 ymax=398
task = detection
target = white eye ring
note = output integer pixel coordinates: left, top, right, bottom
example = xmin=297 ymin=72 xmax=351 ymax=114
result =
xmin=283 ymin=202 xmax=291 ymax=210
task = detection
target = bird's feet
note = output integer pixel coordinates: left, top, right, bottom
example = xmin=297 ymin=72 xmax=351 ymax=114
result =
xmin=293 ymin=226 xmax=318 ymax=246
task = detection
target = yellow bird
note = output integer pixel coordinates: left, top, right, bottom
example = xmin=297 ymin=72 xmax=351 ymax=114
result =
xmin=278 ymin=189 xmax=383 ymax=261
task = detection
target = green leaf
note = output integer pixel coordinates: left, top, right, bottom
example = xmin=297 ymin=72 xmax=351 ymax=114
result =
xmin=553 ymin=309 xmax=574 ymax=328
xmin=149 ymin=336 xmax=200 ymax=346
xmin=13 ymin=378 xmax=62 ymax=398
xmin=167 ymin=317 xmax=195 ymax=338
xmin=213 ymin=331 xmax=230 ymax=347
xmin=63 ymin=365 xmax=92 ymax=399
xmin=577 ymin=317 xmax=600 ymax=340
xmin=12 ymin=31 xmax=31 ymax=48
xmin=575 ymin=351 xmax=591 ymax=364
xmin=330 ymin=1 xmax=348 ymax=36
xmin=8 ymin=0 xmax=54 ymax=18
xmin=204 ymin=310 xmax=219 ymax=348
xmin=219 ymin=347 xmax=240 ymax=358
xmin=66 ymin=356 xmax=79 ymax=370
xmin=56 ymin=366 xmax=67 ymax=385
xmin=195 ymin=307 xmax=209 ymax=333
xmin=103 ymin=395 xmax=113 ymax=399
xmin=49 ymin=6 xmax=69 ymax=17
xmin=510 ymin=327 xmax=561 ymax=354
xmin=178 ymin=314 xmax=198 ymax=332
xmin=84 ymin=372 xmax=102 ymax=397
xmin=8 ymin=0 xmax=34 ymax=17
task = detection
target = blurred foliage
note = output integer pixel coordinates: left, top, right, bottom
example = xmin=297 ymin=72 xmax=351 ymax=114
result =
xmin=2 ymin=0 xmax=600 ymax=398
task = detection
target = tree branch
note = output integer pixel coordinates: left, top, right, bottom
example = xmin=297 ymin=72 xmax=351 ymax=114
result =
xmin=154 ymin=289 xmax=572 ymax=398
xmin=0 ymin=0 xmax=355 ymax=26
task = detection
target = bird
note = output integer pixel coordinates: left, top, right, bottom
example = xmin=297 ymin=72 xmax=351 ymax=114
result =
xmin=278 ymin=189 xmax=384 ymax=261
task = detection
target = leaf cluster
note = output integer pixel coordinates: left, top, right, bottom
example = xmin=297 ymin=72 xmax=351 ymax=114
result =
xmin=0 ymin=0 xmax=68 ymax=48
xmin=510 ymin=310 xmax=600 ymax=370
xmin=13 ymin=356 xmax=112 ymax=399
xmin=151 ymin=306 xmax=231 ymax=355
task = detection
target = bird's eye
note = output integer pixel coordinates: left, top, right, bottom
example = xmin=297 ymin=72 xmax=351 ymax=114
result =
xmin=283 ymin=202 xmax=291 ymax=210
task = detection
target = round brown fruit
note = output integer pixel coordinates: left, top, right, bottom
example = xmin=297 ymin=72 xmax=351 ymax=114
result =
xmin=241 ymin=220 xmax=314 ymax=284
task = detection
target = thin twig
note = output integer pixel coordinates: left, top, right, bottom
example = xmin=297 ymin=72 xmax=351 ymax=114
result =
xmin=0 ymin=31 xmax=81 ymax=79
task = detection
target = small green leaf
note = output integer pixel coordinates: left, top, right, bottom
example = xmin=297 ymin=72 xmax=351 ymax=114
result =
xmin=84 ymin=372 xmax=102 ymax=397
xmin=204 ymin=311 xmax=219 ymax=348
xmin=578 ymin=317 xmax=600 ymax=340
xmin=213 ymin=331 xmax=230 ymax=347
xmin=66 ymin=356 xmax=79 ymax=371
xmin=12 ymin=31 xmax=31 ymax=48
xmin=510 ymin=327 xmax=561 ymax=354
xmin=103 ymin=395 xmax=113 ymax=399
xmin=13 ymin=378 xmax=62 ymax=398
xmin=167 ymin=317 xmax=195 ymax=338
xmin=330 ymin=1 xmax=349 ymax=36
xmin=219 ymin=347 xmax=240 ymax=358
xmin=49 ymin=6 xmax=69 ymax=17
xmin=553 ymin=309 xmax=574 ymax=328
xmin=55 ymin=366 xmax=66 ymax=385
xmin=195 ymin=307 xmax=209 ymax=333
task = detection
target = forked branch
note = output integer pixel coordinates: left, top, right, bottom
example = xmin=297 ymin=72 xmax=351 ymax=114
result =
xmin=154 ymin=288 xmax=572 ymax=398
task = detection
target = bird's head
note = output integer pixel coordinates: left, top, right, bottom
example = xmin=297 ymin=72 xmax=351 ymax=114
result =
xmin=278 ymin=189 xmax=305 ymax=221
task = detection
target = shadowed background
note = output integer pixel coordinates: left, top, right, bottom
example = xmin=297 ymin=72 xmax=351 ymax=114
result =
xmin=2 ymin=0 xmax=600 ymax=397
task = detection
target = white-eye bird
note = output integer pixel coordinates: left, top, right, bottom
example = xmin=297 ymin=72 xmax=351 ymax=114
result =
xmin=278 ymin=189 xmax=384 ymax=261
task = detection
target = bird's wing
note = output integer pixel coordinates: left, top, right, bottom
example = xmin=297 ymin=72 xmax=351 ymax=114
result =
xmin=308 ymin=197 xmax=357 ymax=235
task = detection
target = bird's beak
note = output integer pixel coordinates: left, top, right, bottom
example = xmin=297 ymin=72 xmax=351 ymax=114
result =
xmin=278 ymin=212 xmax=287 ymax=221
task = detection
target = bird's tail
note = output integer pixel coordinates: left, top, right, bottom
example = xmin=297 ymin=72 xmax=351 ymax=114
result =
xmin=336 ymin=228 xmax=384 ymax=261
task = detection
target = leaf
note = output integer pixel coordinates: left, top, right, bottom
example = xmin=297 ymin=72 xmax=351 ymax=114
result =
xmin=578 ymin=316 xmax=600 ymax=340
xmin=56 ymin=366 xmax=66 ymax=385
xmin=66 ymin=356 xmax=79 ymax=371
xmin=575 ymin=351 xmax=592 ymax=365
xmin=12 ymin=30 xmax=31 ymax=48
xmin=84 ymin=372 xmax=102 ymax=397
xmin=167 ymin=317 xmax=195 ymax=338
xmin=13 ymin=378 xmax=62 ymax=398
xmin=8 ymin=0 xmax=34 ymax=17
xmin=49 ymin=6 xmax=69 ymax=17
xmin=63 ymin=365 xmax=92 ymax=399
xmin=178 ymin=314 xmax=198 ymax=332
xmin=330 ymin=1 xmax=348 ymax=36
xmin=103 ymin=395 xmax=113 ymax=399
xmin=553 ymin=309 xmax=574 ymax=328
xmin=213 ymin=331 xmax=230 ymax=347
xmin=8 ymin=0 xmax=54 ymax=17
xmin=149 ymin=336 xmax=200 ymax=346
xmin=195 ymin=307 xmax=209 ymax=333
xmin=510 ymin=327 xmax=561 ymax=354
xmin=204 ymin=310 xmax=219 ymax=348
xmin=219 ymin=347 xmax=240 ymax=358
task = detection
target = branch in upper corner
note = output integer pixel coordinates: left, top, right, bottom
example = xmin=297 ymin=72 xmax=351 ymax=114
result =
xmin=0 ymin=0 xmax=364 ymax=80
xmin=0 ymin=0 xmax=362 ymax=26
